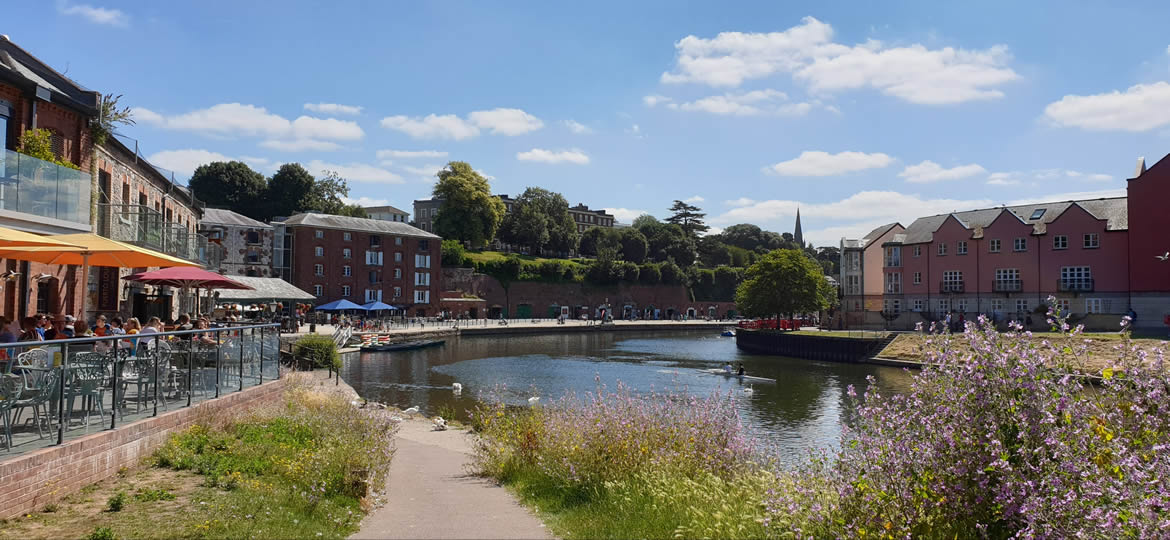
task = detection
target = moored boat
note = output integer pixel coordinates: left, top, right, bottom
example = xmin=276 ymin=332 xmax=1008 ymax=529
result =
xmin=360 ymin=339 xmax=446 ymax=352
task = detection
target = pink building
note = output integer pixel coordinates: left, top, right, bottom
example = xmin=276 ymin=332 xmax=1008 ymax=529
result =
xmin=843 ymin=154 xmax=1170 ymax=330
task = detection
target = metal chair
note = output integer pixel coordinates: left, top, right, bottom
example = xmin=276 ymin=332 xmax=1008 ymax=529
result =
xmin=119 ymin=343 xmax=170 ymax=416
xmin=65 ymin=363 xmax=107 ymax=432
xmin=0 ymin=373 xmax=21 ymax=450
xmin=16 ymin=348 xmax=50 ymax=369
xmin=12 ymin=367 xmax=59 ymax=439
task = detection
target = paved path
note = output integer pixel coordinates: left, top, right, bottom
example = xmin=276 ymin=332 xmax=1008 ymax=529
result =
xmin=352 ymin=420 xmax=553 ymax=540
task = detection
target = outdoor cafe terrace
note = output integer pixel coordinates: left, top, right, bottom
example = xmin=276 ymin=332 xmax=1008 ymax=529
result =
xmin=0 ymin=323 xmax=280 ymax=460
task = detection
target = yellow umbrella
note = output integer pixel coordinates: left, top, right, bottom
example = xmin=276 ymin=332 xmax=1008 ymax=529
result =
xmin=0 ymin=233 xmax=200 ymax=319
xmin=0 ymin=225 xmax=84 ymax=248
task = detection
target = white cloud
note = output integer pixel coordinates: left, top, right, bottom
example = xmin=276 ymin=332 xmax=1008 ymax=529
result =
xmin=898 ymin=160 xmax=987 ymax=183
xmin=1007 ymin=189 xmax=1126 ymax=206
xmin=376 ymin=149 xmax=448 ymax=160
xmin=563 ymin=120 xmax=592 ymax=134
xmin=986 ymin=169 xmax=1114 ymax=186
xmin=468 ymin=108 xmax=544 ymax=135
xmin=626 ymin=124 xmax=643 ymax=138
xmin=146 ymin=149 xmax=233 ymax=177
xmin=683 ymin=195 xmax=705 ymax=203
xmin=725 ymin=197 xmax=756 ymax=206
xmin=342 ymin=196 xmax=390 ymax=207
xmin=381 ymin=114 xmax=479 ymax=140
xmin=516 ymin=148 xmax=590 ymax=165
xmin=604 ymin=208 xmax=650 ymax=223
xmin=133 ymin=104 xmax=363 ymax=145
xmin=643 ymin=94 xmax=673 ymax=107
xmin=986 ymin=173 xmax=1019 ymax=186
xmin=660 ymin=16 xmax=1019 ymax=105
xmin=306 ymin=160 xmax=403 ymax=184
xmin=399 ymin=164 xmax=444 ymax=177
xmin=764 ymin=150 xmax=894 ymax=176
xmin=668 ymin=89 xmax=815 ymax=116
xmin=58 ymin=2 xmax=128 ymax=27
xmin=303 ymin=103 xmax=363 ymax=115
xmin=259 ymin=139 xmax=343 ymax=152
xmin=1044 ymin=81 xmax=1170 ymax=132
xmin=290 ymin=116 xmax=364 ymax=140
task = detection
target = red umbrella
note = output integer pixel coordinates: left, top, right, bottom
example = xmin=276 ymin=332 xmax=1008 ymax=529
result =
xmin=126 ymin=267 xmax=252 ymax=316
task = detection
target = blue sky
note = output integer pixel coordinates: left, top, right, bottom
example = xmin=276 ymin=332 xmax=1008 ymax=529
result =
xmin=12 ymin=1 xmax=1170 ymax=245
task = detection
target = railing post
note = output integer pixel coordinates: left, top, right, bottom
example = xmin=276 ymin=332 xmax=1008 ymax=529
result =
xmin=57 ymin=343 xmax=68 ymax=445
xmin=259 ymin=327 xmax=264 ymax=385
xmin=215 ymin=328 xmax=221 ymax=398
xmin=111 ymin=346 xmax=120 ymax=430
xmin=238 ymin=331 xmax=244 ymax=392
xmin=152 ymin=342 xmax=159 ymax=417
xmin=187 ymin=340 xmax=193 ymax=408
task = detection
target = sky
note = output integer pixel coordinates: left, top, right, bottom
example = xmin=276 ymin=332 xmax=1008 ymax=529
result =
xmin=11 ymin=1 xmax=1170 ymax=246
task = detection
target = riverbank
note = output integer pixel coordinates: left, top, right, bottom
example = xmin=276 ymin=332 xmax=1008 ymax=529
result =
xmin=876 ymin=331 xmax=1168 ymax=372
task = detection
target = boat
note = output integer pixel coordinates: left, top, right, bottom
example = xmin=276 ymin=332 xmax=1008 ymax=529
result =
xmin=721 ymin=329 xmax=736 ymax=337
xmin=698 ymin=368 xmax=777 ymax=384
xmin=360 ymin=339 xmax=446 ymax=352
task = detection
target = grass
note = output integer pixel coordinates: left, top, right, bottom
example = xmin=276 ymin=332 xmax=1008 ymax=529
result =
xmin=792 ymin=329 xmax=890 ymax=339
xmin=465 ymin=250 xmax=589 ymax=267
xmin=0 ymin=382 xmax=396 ymax=540
xmin=878 ymin=331 xmax=1166 ymax=372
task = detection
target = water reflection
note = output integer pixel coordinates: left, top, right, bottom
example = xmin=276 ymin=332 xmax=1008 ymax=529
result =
xmin=341 ymin=330 xmax=914 ymax=457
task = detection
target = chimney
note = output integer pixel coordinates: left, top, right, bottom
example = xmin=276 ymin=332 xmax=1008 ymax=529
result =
xmin=1135 ymin=156 xmax=1147 ymax=178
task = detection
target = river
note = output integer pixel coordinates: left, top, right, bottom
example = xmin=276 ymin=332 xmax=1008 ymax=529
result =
xmin=340 ymin=329 xmax=915 ymax=457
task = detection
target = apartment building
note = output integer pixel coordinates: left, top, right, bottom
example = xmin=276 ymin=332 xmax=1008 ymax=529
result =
xmin=199 ymin=208 xmax=272 ymax=277
xmin=838 ymin=223 xmax=904 ymax=328
xmin=363 ymin=205 xmax=409 ymax=223
xmin=275 ymin=213 xmax=441 ymax=316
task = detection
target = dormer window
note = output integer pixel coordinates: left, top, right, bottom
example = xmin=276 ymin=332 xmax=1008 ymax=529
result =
xmin=1029 ymin=208 xmax=1046 ymax=220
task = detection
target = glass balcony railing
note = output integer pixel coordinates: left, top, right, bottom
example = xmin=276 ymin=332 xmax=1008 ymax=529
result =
xmin=0 ymin=148 xmax=91 ymax=225
xmin=97 ymin=203 xmax=219 ymax=268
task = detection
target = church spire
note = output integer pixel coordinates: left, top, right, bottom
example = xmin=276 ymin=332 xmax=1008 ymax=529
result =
xmin=794 ymin=207 xmax=803 ymax=247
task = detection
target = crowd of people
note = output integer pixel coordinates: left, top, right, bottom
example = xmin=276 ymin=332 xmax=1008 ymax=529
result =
xmin=0 ymin=312 xmax=225 ymax=347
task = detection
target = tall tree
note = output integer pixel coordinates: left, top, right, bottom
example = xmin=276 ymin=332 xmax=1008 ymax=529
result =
xmin=265 ymin=163 xmax=316 ymax=219
xmin=306 ymin=170 xmax=351 ymax=215
xmin=665 ymin=200 xmax=709 ymax=238
xmin=578 ymin=226 xmax=619 ymax=257
xmin=632 ymin=214 xmax=660 ymax=231
xmin=735 ymin=249 xmax=833 ymax=321
xmin=432 ymin=161 xmax=505 ymax=247
xmin=645 ymin=223 xmax=695 ymax=265
xmin=617 ymin=228 xmax=649 ymax=264
xmin=499 ymin=187 xmax=578 ymax=254
xmin=189 ymin=161 xmax=268 ymax=219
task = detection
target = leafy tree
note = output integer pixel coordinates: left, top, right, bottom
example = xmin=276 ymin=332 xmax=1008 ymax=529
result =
xmin=441 ymin=239 xmax=467 ymax=267
xmin=265 ymin=163 xmax=316 ymax=218
xmin=632 ymin=214 xmax=660 ymax=231
xmin=432 ymin=162 xmax=505 ymax=247
xmin=617 ymin=228 xmax=649 ymax=264
xmin=619 ymin=261 xmax=640 ymax=282
xmin=499 ymin=187 xmax=578 ymax=255
xmin=697 ymin=236 xmax=732 ymax=267
xmin=645 ymin=224 xmax=695 ymax=266
xmin=578 ymin=226 xmax=620 ymax=257
xmin=18 ymin=129 xmax=78 ymax=169
xmin=190 ymin=161 xmax=268 ymax=219
xmin=735 ymin=249 xmax=833 ymax=321
xmin=816 ymin=246 xmax=841 ymax=276
xmin=659 ymin=260 xmax=686 ymax=285
xmin=336 ymin=204 xmax=369 ymax=218
xmin=586 ymin=247 xmax=621 ymax=285
xmin=714 ymin=266 xmax=741 ymax=300
xmin=307 ymin=170 xmax=352 ymax=215
xmin=639 ymin=263 xmax=661 ymax=284
xmin=665 ymin=200 xmax=709 ymax=238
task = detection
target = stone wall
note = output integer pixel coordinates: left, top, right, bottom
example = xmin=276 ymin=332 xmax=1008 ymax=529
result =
xmin=0 ymin=378 xmax=286 ymax=518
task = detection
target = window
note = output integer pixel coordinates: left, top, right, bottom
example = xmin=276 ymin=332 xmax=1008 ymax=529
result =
xmin=395 ymin=236 xmax=403 ymax=246
xmin=913 ymin=246 xmax=921 ymax=258
xmin=369 ymin=271 xmax=379 ymax=284
xmin=418 ymin=239 xmax=430 ymax=250
xmin=365 ymin=289 xmax=383 ymax=303
xmin=884 ymin=247 xmax=901 ymax=267
xmin=1016 ymin=299 xmax=1028 ymax=313
xmin=314 ymin=246 xmax=324 ymax=257
xmin=913 ymin=272 xmax=921 ymax=284
xmin=0 ymin=99 xmax=9 ymax=151
xmin=394 ymin=268 xmax=402 ymax=279
xmin=912 ymin=299 xmax=924 ymax=312
xmin=1083 ymin=233 xmax=1099 ymax=249
xmin=883 ymin=299 xmax=901 ymax=314
xmin=246 ymin=248 xmax=260 ymax=263
xmin=937 ymin=299 xmax=950 ymax=315
xmin=884 ymin=272 xmax=901 ymax=294
xmin=315 ymin=230 xmax=324 ymax=239
xmin=365 ymin=251 xmax=384 ymax=266
xmin=342 ymin=285 xmax=351 ymax=297
xmin=1054 ymin=299 xmax=1071 ymax=314
xmin=342 ymin=265 xmax=351 ymax=277
xmin=313 ymin=284 xmax=323 ymax=296
xmin=415 ymin=272 xmax=431 ymax=286
xmin=1013 ymin=237 xmax=1027 ymax=252
xmin=956 ymin=299 xmax=968 ymax=313
xmin=314 ymin=264 xmax=323 ymax=276
xmin=995 ymin=268 xmax=1020 ymax=291
xmin=989 ymin=239 xmax=1001 ymax=253
xmin=1085 ymin=298 xmax=1104 ymax=314
xmin=957 ymin=241 xmax=968 ymax=255
xmin=343 ymin=232 xmax=351 ymax=241
xmin=845 ymin=275 xmax=861 ymax=296
xmin=415 ymin=254 xmax=431 ymax=268
xmin=937 ymin=242 xmax=947 ymax=256
xmin=343 ymin=248 xmax=351 ymax=259
xmin=370 ymin=235 xmax=381 ymax=248
xmin=414 ymin=290 xmax=431 ymax=304
xmin=847 ymin=252 xmax=861 ymax=271
xmin=394 ymin=252 xmax=403 ymax=262
xmin=1030 ymin=208 xmax=1046 ymax=220
xmin=393 ymin=286 xmax=401 ymax=298
xmin=990 ymin=299 xmax=1004 ymax=312
xmin=1060 ymin=266 xmax=1092 ymax=291
xmin=942 ymin=270 xmax=963 ymax=292
xmin=246 ymin=230 xmax=260 ymax=244
xmin=1053 ymin=235 xmax=1068 ymax=250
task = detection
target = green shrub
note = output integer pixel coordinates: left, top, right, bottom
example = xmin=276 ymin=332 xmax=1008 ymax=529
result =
xmin=133 ymin=488 xmax=176 ymax=502
xmin=293 ymin=334 xmax=339 ymax=370
xmin=461 ymin=255 xmax=475 ymax=268
xmin=106 ymin=491 xmax=126 ymax=512
xmin=501 ymin=255 xmax=523 ymax=280
xmin=619 ymin=261 xmax=640 ymax=282
xmin=538 ymin=260 xmax=563 ymax=280
xmin=639 ymin=263 xmax=661 ymax=284
xmin=562 ymin=265 xmax=578 ymax=281
xmin=659 ymin=261 xmax=685 ymax=285
xmin=441 ymin=239 xmax=467 ymax=267
xmin=18 ymin=128 xmax=80 ymax=170
xmin=87 ymin=526 xmax=116 ymax=540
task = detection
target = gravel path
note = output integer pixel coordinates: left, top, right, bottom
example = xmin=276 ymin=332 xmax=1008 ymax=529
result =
xmin=352 ymin=419 xmax=553 ymax=540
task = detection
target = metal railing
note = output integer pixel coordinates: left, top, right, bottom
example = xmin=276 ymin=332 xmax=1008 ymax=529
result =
xmin=0 ymin=323 xmax=279 ymax=459
xmin=97 ymin=203 xmax=218 ymax=267
xmin=0 ymin=149 xmax=91 ymax=225
xmin=993 ymin=279 xmax=1022 ymax=292
xmin=1058 ymin=278 xmax=1094 ymax=292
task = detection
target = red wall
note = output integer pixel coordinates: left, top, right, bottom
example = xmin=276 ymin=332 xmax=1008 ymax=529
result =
xmin=1040 ymin=204 xmax=1128 ymax=293
xmin=1128 ymin=158 xmax=1170 ymax=292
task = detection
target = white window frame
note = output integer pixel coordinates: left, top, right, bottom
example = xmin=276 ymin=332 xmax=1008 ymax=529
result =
xmin=343 ymin=232 xmax=351 ymax=241
xmin=314 ymin=264 xmax=324 ymax=276
xmin=883 ymin=299 xmax=901 ymax=314
xmin=937 ymin=298 xmax=950 ymax=315
xmin=937 ymin=242 xmax=947 ymax=256
xmin=342 ymin=248 xmax=351 ymax=259
xmin=342 ymin=265 xmax=351 ymax=277
xmin=884 ymin=272 xmax=901 ymax=294
xmin=415 ymin=254 xmax=431 ymax=268
xmin=1085 ymin=298 xmax=1104 ymax=314
xmin=414 ymin=289 xmax=430 ymax=304
xmin=1013 ymin=237 xmax=1027 ymax=252
xmin=394 ymin=268 xmax=402 ymax=279
xmin=1053 ymin=235 xmax=1068 ymax=250
xmin=314 ymin=246 xmax=324 ymax=257
xmin=315 ymin=230 xmax=324 ymax=239
xmin=913 ymin=272 xmax=921 ymax=285
xmin=341 ymin=285 xmax=351 ymax=297
xmin=942 ymin=270 xmax=963 ymax=290
xmin=956 ymin=241 xmax=968 ymax=255
xmin=393 ymin=286 xmax=401 ymax=298
xmin=313 ymin=284 xmax=323 ymax=296
xmin=990 ymin=299 xmax=1004 ymax=312
xmin=913 ymin=245 xmax=921 ymax=258
xmin=912 ymin=299 xmax=924 ymax=312
xmin=395 ymin=252 xmax=403 ymax=262
xmin=989 ymin=239 xmax=1001 ymax=253
xmin=366 ymin=251 xmax=384 ymax=266
xmin=414 ymin=272 xmax=431 ymax=286
xmin=1083 ymin=233 xmax=1099 ymax=249
xmin=1016 ymin=299 xmax=1028 ymax=313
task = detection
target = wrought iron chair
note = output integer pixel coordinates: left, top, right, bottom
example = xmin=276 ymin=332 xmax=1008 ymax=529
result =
xmin=0 ymin=373 xmax=21 ymax=450
xmin=12 ymin=366 xmax=59 ymax=439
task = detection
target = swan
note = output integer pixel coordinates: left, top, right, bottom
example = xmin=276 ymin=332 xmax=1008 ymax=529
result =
xmin=743 ymin=385 xmax=754 ymax=395
xmin=528 ymin=396 xmax=540 ymax=406
xmin=452 ymin=382 xmax=463 ymax=394
xmin=403 ymin=406 xmax=420 ymax=416
xmin=433 ymin=417 xmax=448 ymax=431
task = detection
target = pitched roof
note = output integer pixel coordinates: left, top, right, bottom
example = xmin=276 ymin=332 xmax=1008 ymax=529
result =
xmin=201 ymin=208 xmax=271 ymax=229
xmin=278 ymin=212 xmax=440 ymax=238
xmin=843 ymin=222 xmax=901 ymax=249
xmin=363 ymin=205 xmax=408 ymax=215
xmin=898 ymin=197 xmax=1127 ymax=245
xmin=215 ymin=276 xmax=315 ymax=301
xmin=0 ymin=36 xmax=98 ymax=113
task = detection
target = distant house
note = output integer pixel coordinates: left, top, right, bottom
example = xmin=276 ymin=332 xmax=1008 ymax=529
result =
xmin=364 ymin=205 xmax=410 ymax=223
xmin=199 ymin=208 xmax=273 ymax=278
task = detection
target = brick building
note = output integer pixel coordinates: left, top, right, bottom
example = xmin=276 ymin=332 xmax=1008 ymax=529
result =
xmin=199 ymin=208 xmax=272 ymax=278
xmin=363 ymin=205 xmax=409 ymax=223
xmin=275 ymin=213 xmax=441 ymax=316
xmin=413 ymin=195 xmax=616 ymax=235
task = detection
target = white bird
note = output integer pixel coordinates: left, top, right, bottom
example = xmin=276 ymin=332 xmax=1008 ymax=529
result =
xmin=743 ymin=385 xmax=754 ymax=395
xmin=528 ymin=396 xmax=540 ymax=406
xmin=452 ymin=382 xmax=463 ymax=394
xmin=432 ymin=417 xmax=448 ymax=431
xmin=1157 ymin=252 xmax=1169 ymax=261
xmin=403 ymin=406 xmax=420 ymax=416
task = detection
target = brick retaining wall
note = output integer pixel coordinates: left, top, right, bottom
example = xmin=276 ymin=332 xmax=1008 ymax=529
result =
xmin=0 ymin=378 xmax=287 ymax=518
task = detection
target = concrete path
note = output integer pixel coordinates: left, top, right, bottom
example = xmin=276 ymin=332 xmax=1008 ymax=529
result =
xmin=352 ymin=419 xmax=553 ymax=540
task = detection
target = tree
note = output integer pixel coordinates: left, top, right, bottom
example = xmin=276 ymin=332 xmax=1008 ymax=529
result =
xmin=639 ymin=263 xmax=661 ymax=284
xmin=665 ymin=200 xmax=709 ymax=238
xmin=306 ymin=170 xmax=351 ymax=215
xmin=617 ymin=228 xmax=649 ymax=263
xmin=578 ymin=226 xmax=620 ymax=257
xmin=90 ymin=93 xmax=135 ymax=146
xmin=432 ymin=162 xmax=505 ymax=247
xmin=697 ymin=236 xmax=732 ymax=267
xmin=441 ymin=239 xmax=467 ymax=267
xmin=632 ymin=214 xmax=660 ymax=231
xmin=190 ymin=161 xmax=268 ymax=219
xmin=713 ymin=266 xmax=741 ymax=300
xmin=645 ymin=224 xmax=695 ymax=265
xmin=735 ymin=249 xmax=833 ymax=321
xmin=659 ymin=260 xmax=686 ymax=285
xmin=499 ymin=187 xmax=578 ymax=254
xmin=265 ymin=163 xmax=316 ymax=218
xmin=336 ymin=204 xmax=369 ymax=218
